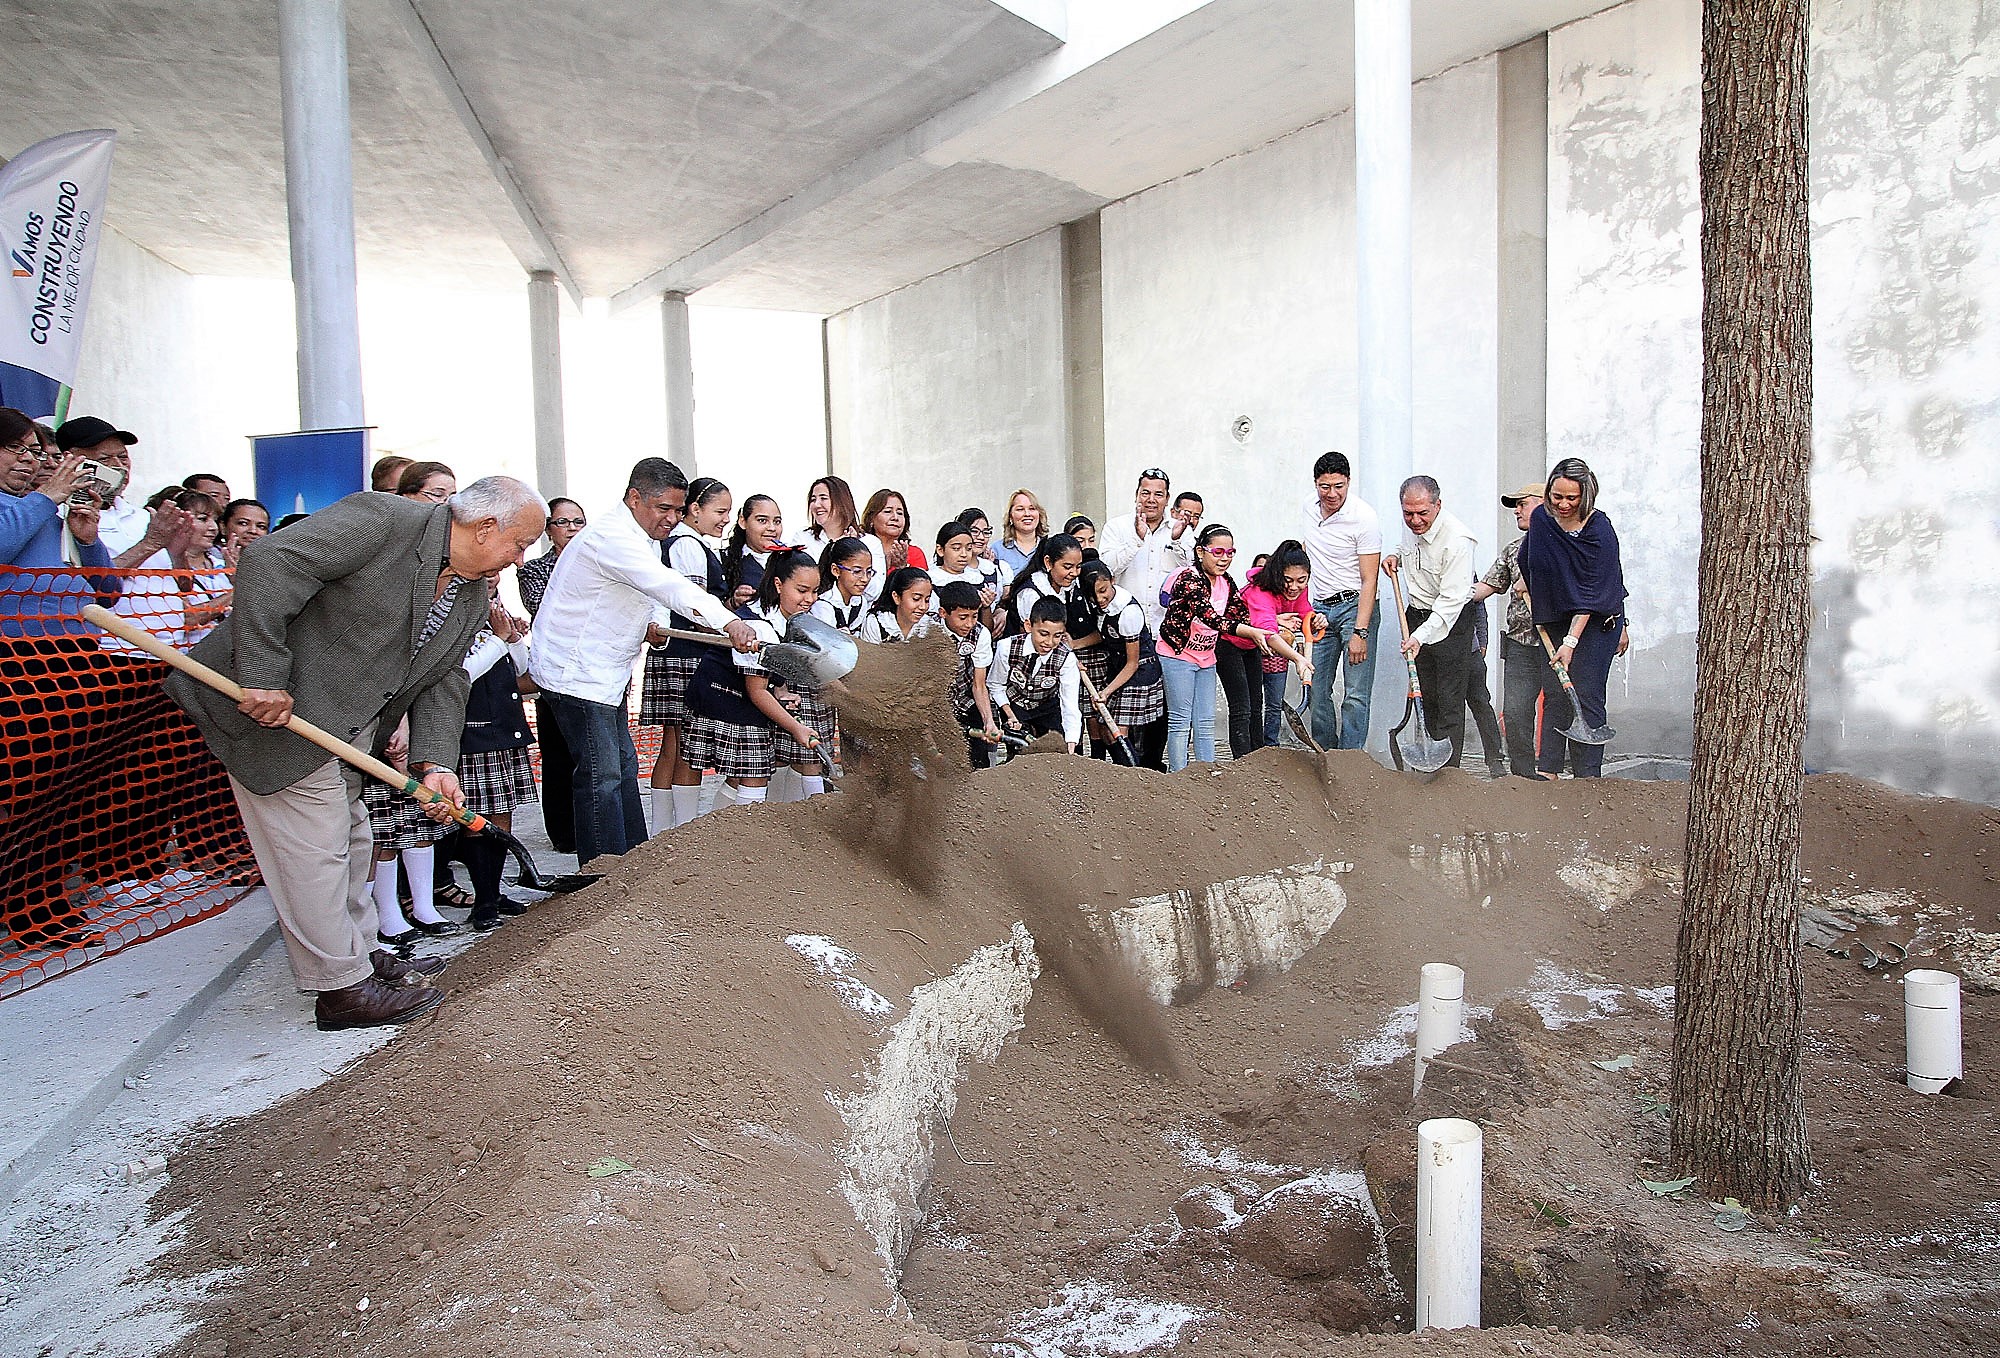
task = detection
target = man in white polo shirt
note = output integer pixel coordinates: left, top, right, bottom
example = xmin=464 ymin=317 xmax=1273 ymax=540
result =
xmin=1302 ymin=450 xmax=1382 ymax=750
xmin=530 ymin=458 xmax=755 ymax=868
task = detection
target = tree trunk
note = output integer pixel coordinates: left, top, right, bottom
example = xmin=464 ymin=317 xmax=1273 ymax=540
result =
xmin=1670 ymin=0 xmax=1814 ymax=1208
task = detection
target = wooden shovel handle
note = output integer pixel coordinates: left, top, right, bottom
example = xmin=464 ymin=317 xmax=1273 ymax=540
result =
xmin=80 ymin=603 xmax=495 ymax=833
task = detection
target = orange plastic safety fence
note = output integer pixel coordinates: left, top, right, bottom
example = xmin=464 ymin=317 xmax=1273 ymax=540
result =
xmin=1 ymin=565 xmax=257 ymax=999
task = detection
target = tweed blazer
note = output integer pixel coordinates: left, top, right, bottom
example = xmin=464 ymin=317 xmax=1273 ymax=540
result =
xmin=167 ymin=493 xmax=490 ymax=796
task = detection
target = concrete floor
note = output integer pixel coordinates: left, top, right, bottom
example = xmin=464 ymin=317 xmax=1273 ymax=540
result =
xmin=0 ymin=797 xmax=558 ymax=1358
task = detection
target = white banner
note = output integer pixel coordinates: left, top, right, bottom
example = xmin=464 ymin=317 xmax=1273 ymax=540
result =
xmin=0 ymin=130 xmax=116 ymax=388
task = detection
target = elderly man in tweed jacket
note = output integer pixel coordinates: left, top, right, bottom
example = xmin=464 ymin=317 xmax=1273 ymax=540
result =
xmin=169 ymin=478 xmax=546 ymax=1030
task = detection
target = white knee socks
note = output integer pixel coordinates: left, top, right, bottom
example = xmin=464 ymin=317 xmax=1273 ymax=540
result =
xmin=799 ymin=774 xmax=826 ymax=798
xmin=651 ymin=786 xmax=677 ymax=832
xmin=403 ymin=846 xmax=441 ymax=924
xmin=671 ymin=784 xmax=703 ymax=824
xmin=733 ymin=784 xmax=767 ymax=806
xmin=372 ymin=861 xmax=411 ymax=936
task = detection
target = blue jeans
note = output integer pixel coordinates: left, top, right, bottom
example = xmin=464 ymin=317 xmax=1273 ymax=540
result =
xmin=543 ymin=690 xmax=647 ymax=866
xmin=1261 ymin=668 xmax=1289 ymax=745
xmin=1160 ymin=654 xmax=1217 ymax=773
xmin=1309 ymin=596 xmax=1381 ymax=750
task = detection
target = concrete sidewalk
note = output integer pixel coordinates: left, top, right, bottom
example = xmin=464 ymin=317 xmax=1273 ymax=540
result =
xmin=0 ymin=789 xmax=569 ymax=1355
xmin=0 ymin=893 xmax=280 ymax=1204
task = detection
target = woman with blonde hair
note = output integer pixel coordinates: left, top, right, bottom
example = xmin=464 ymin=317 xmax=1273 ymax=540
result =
xmin=995 ymin=488 xmax=1046 ymax=576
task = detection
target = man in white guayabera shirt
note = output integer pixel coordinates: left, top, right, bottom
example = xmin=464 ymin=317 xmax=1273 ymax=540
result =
xmin=1381 ymin=474 xmax=1480 ymax=769
xmin=530 ymin=458 xmax=756 ymax=868
xmin=1301 ymin=450 xmax=1383 ymax=751
xmin=1096 ymin=466 xmax=1194 ymax=635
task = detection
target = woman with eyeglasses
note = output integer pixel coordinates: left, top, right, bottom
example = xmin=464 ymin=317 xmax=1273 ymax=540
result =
xmin=515 ymin=496 xmax=584 ymax=854
xmin=799 ymin=475 xmax=860 ymax=562
xmin=517 ymin=498 xmax=584 ymax=619
xmin=394 ymin=460 xmax=456 ymax=504
xmin=955 ymin=506 xmax=1015 ymax=609
xmin=644 ymin=477 xmax=734 ymax=829
xmin=994 ymin=489 xmax=1047 ymax=576
xmin=1156 ymin=524 xmax=1276 ymax=772
xmin=811 ymin=536 xmax=874 ymax=635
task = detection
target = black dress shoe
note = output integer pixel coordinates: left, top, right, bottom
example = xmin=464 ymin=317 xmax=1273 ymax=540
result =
xmin=468 ymin=908 xmax=504 ymax=932
xmin=376 ymin=928 xmax=418 ymax=956
xmin=491 ymin=896 xmax=528 ymax=917
xmin=372 ymin=948 xmax=448 ymax=984
xmin=405 ymin=916 xmax=465 ymax=937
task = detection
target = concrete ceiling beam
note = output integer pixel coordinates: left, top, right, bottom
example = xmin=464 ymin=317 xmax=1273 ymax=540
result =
xmin=393 ymin=0 xmax=582 ymax=302
xmin=606 ymin=0 xmax=1214 ymax=313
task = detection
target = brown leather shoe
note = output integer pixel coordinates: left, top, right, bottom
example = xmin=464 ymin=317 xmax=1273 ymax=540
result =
xmin=371 ymin=948 xmax=448 ymax=984
xmin=315 ymin=975 xmax=445 ymax=1031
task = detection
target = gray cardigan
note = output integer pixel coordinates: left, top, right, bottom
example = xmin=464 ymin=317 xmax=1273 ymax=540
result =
xmin=168 ymin=493 xmax=489 ymax=796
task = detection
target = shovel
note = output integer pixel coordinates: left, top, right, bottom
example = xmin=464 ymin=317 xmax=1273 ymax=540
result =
xmin=1384 ymin=572 xmax=1453 ymax=774
xmin=1279 ymin=683 xmax=1325 ymax=755
xmin=656 ymin=611 xmax=857 ymax=691
xmin=1077 ymin=668 xmax=1141 ymax=767
xmin=1535 ymin=623 xmax=1616 ymax=745
xmin=82 ymin=604 xmax=553 ymax=889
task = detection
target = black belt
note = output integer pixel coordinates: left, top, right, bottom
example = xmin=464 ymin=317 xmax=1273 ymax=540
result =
xmin=1314 ymin=590 xmax=1360 ymax=605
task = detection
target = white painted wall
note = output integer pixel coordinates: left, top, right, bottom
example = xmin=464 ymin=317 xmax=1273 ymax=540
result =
xmin=1100 ymin=56 xmax=1502 ymax=745
xmin=63 ymin=241 xmax=826 ymax=536
xmin=66 ymin=229 xmax=218 ymax=492
xmin=826 ymin=230 xmax=1070 ymax=542
xmin=1549 ymin=0 xmax=2000 ymax=801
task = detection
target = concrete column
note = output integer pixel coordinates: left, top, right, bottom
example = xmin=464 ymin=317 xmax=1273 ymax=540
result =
xmin=1497 ymin=36 xmax=1550 ymax=529
xmin=1061 ymin=215 xmax=1107 ymax=524
xmin=277 ymin=0 xmax=365 ymax=430
xmin=527 ymin=270 xmax=567 ymax=499
xmin=661 ymin=291 xmax=696 ymax=475
xmin=1355 ymin=0 xmax=1413 ymax=485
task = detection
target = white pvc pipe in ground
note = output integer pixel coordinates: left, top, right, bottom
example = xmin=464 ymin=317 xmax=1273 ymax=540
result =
xmin=1413 ymin=963 xmax=1466 ymax=1095
xmin=1904 ymin=969 xmax=1963 ymax=1094
xmin=1417 ymin=1117 xmax=1482 ymax=1331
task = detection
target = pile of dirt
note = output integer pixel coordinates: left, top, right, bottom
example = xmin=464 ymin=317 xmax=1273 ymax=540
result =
xmin=147 ymin=718 xmax=1999 ymax=1356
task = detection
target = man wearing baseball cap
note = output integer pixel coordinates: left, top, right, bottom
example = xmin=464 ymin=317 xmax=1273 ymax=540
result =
xmin=55 ymin=415 xmax=197 ymax=568
xmin=1472 ymin=483 xmax=1550 ymax=777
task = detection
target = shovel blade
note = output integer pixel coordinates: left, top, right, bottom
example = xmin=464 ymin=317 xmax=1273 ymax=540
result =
xmin=1561 ymin=720 xmax=1616 ymax=746
xmin=1280 ymin=697 xmax=1325 ymax=755
xmin=776 ymin=613 xmax=859 ymax=687
xmin=1397 ymin=709 xmax=1453 ymax=774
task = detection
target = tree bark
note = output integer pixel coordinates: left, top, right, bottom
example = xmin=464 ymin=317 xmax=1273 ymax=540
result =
xmin=1671 ymin=0 xmax=1814 ymax=1208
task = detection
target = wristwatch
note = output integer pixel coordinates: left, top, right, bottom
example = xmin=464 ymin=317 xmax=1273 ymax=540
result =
xmin=1352 ymin=627 xmax=1369 ymax=639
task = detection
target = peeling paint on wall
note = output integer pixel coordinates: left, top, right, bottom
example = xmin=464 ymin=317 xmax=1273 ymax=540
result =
xmin=1549 ymin=0 xmax=2000 ymax=802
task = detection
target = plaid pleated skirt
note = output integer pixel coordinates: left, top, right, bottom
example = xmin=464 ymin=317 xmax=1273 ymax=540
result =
xmin=1102 ymin=672 xmax=1165 ymax=728
xmin=681 ymin=712 xmax=777 ymax=781
xmin=773 ymin=687 xmax=836 ymax=767
xmin=458 ymin=745 xmax=538 ymax=817
xmin=1078 ymin=644 xmax=1117 ymax=691
xmin=364 ymin=779 xmax=452 ymax=850
xmin=639 ymin=649 xmax=702 ymax=727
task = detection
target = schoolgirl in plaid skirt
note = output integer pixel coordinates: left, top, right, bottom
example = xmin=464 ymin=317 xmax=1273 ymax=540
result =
xmin=651 ymin=478 xmax=737 ymax=831
xmin=682 ymin=549 xmax=828 ymax=809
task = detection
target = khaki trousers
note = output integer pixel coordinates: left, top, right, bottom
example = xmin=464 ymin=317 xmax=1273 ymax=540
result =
xmin=229 ymin=752 xmax=375 ymax=994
